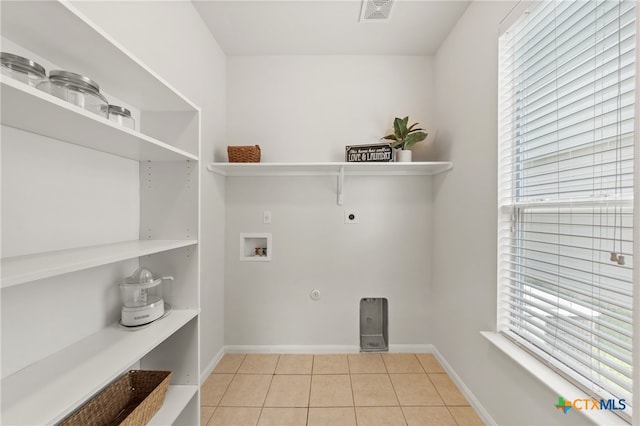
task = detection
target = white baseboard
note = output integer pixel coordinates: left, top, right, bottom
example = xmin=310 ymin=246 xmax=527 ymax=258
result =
xmin=223 ymin=345 xmax=360 ymax=354
xmin=431 ymin=347 xmax=497 ymax=426
xmin=388 ymin=344 xmax=435 ymax=353
xmin=200 ymin=346 xmax=225 ymax=384
xmin=223 ymin=344 xmax=436 ymax=354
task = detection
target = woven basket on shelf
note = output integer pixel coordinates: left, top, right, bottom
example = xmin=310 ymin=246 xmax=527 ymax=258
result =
xmin=60 ymin=370 xmax=172 ymax=426
xmin=227 ymin=145 xmax=261 ymax=163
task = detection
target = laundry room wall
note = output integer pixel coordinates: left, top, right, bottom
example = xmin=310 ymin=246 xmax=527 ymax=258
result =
xmin=431 ymin=1 xmax=602 ymax=424
xmin=224 ymin=56 xmax=436 ymax=348
xmin=227 ymin=55 xmax=436 ymax=162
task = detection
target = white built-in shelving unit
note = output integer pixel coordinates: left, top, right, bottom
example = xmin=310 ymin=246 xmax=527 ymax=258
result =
xmin=2 ymin=240 xmax=198 ymax=288
xmin=1 ymin=78 xmax=197 ymax=162
xmin=207 ymin=161 xmax=453 ymax=204
xmin=1 ymin=1 xmax=201 ymax=425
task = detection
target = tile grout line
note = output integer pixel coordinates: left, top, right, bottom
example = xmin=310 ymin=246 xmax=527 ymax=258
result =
xmin=208 ymin=369 xmax=235 ymax=425
xmin=306 ymin=355 xmax=315 ymax=425
xmin=425 ymin=363 xmax=458 ymax=416
xmin=447 ymin=405 xmax=463 ymax=426
xmin=205 ymin=354 xmax=243 ymax=425
xmin=260 ymin=355 xmax=280 ymax=425
xmin=215 ymin=370 xmax=235 ymax=418
xmin=404 ymin=354 xmax=424 ymax=425
xmin=382 ymin=353 xmax=409 ymax=425
xmin=346 ymin=354 xmax=358 ymax=425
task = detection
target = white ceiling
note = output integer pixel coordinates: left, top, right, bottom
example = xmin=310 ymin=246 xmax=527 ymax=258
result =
xmin=192 ymin=0 xmax=470 ymax=56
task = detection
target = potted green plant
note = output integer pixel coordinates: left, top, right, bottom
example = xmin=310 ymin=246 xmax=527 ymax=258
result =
xmin=381 ymin=116 xmax=428 ymax=162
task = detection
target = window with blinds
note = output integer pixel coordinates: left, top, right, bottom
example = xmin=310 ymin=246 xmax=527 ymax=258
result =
xmin=498 ymin=0 xmax=635 ymax=421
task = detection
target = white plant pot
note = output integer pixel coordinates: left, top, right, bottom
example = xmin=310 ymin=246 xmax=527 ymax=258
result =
xmin=396 ymin=149 xmax=412 ymax=162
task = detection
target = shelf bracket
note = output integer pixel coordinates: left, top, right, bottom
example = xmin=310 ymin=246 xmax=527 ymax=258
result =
xmin=337 ymin=165 xmax=344 ymax=205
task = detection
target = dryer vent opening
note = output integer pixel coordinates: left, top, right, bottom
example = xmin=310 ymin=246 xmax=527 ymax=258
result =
xmin=360 ymin=298 xmax=388 ymax=352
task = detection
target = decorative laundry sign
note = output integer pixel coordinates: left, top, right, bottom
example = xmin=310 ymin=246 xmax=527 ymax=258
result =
xmin=345 ymin=143 xmax=393 ymax=162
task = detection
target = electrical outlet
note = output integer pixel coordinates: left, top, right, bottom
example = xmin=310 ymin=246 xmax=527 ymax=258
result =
xmin=344 ymin=209 xmax=359 ymax=224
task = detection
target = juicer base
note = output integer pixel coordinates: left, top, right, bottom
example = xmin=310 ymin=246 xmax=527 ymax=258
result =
xmin=121 ymin=300 xmax=165 ymax=327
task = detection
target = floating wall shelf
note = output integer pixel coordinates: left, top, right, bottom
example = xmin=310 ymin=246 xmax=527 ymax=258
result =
xmin=207 ymin=162 xmax=453 ymax=205
xmin=207 ymin=161 xmax=453 ymax=176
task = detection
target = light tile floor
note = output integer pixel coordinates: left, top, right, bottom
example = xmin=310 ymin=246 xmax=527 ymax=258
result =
xmin=201 ymin=353 xmax=485 ymax=426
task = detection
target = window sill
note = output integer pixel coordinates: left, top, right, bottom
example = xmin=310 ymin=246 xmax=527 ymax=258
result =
xmin=481 ymin=332 xmax=630 ymax=425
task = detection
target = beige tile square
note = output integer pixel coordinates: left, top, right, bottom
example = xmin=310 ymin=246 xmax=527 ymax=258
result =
xmin=448 ymin=406 xmax=485 ymax=425
xmin=276 ymin=354 xmax=313 ymax=374
xmin=207 ymin=407 xmax=260 ymax=426
xmin=237 ymin=354 xmax=280 ymax=374
xmin=415 ymin=354 xmax=445 ymax=373
xmin=257 ymin=408 xmax=308 ymax=426
xmin=201 ymin=406 xmax=215 ymax=426
xmin=309 ymin=374 xmax=354 ymax=407
xmin=348 ymin=354 xmax=386 ymax=374
xmin=402 ymin=407 xmax=457 ymax=426
xmin=219 ymin=374 xmax=273 ymax=407
xmin=390 ymin=374 xmax=443 ymax=406
xmin=429 ymin=374 xmax=469 ymax=406
xmin=213 ymin=354 xmax=246 ymax=374
xmin=201 ymin=373 xmax=234 ymax=406
xmin=264 ymin=375 xmax=311 ymax=407
xmin=355 ymin=407 xmax=407 ymax=426
xmin=351 ymin=374 xmax=399 ymax=406
xmin=307 ymin=407 xmax=357 ymax=426
xmin=382 ymin=354 xmax=424 ymax=373
xmin=313 ymin=354 xmax=350 ymax=374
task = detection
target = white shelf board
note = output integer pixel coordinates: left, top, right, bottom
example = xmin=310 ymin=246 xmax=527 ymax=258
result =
xmin=148 ymin=385 xmax=198 ymax=426
xmin=1 ymin=239 xmax=198 ymax=288
xmin=0 ymin=0 xmax=196 ymax=112
xmin=1 ymin=309 xmax=199 ymax=426
xmin=207 ymin=161 xmax=453 ymax=176
xmin=0 ymin=78 xmax=198 ymax=162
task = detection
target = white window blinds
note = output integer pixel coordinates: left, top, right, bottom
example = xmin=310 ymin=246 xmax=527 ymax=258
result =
xmin=498 ymin=0 xmax=635 ymax=420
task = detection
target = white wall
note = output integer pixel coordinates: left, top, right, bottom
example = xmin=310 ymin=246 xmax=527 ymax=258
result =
xmin=71 ymin=1 xmax=227 ymax=376
xmin=227 ymin=56 xmax=436 ymax=162
xmin=225 ymin=175 xmax=432 ymax=347
xmin=224 ymin=56 xmax=436 ymax=347
xmin=432 ymin=2 xmax=597 ymax=425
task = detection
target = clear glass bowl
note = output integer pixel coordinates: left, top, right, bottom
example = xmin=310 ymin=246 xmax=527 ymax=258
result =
xmin=107 ymin=104 xmax=135 ymax=130
xmin=1 ymin=52 xmax=46 ymax=87
xmin=37 ymin=70 xmax=108 ymax=118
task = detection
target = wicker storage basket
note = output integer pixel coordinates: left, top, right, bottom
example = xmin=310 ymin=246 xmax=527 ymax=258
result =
xmin=228 ymin=145 xmax=261 ymax=163
xmin=60 ymin=370 xmax=172 ymax=426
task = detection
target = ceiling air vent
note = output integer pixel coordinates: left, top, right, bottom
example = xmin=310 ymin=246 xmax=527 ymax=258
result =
xmin=360 ymin=0 xmax=394 ymax=22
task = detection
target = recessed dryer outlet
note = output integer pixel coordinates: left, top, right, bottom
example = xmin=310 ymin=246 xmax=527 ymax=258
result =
xmin=240 ymin=233 xmax=271 ymax=261
xmin=360 ymin=298 xmax=388 ymax=352
xmin=344 ymin=209 xmax=359 ymax=224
